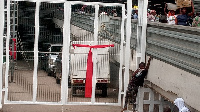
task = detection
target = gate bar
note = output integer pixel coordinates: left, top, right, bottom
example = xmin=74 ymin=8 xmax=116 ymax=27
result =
xmin=11 ymin=0 xmax=125 ymax=6
xmin=2 ymin=0 xmax=125 ymax=106
xmin=62 ymin=1 xmax=71 ymax=104
xmin=136 ymin=0 xmax=148 ymax=111
xmin=4 ymin=101 xmax=118 ymax=105
xmin=118 ymin=4 xmax=125 ymax=106
xmin=91 ymin=4 xmax=99 ymax=104
xmin=123 ymin=0 xmax=132 ymax=107
xmin=70 ymin=1 xmax=124 ymax=6
xmin=0 ymin=0 xmax=4 ymax=109
xmin=4 ymin=0 xmax=11 ymax=103
xmin=141 ymin=0 xmax=148 ymax=63
xmin=33 ymin=1 xmax=40 ymax=102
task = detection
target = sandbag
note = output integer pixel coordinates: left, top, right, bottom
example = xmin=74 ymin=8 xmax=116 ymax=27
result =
xmin=175 ymin=0 xmax=191 ymax=8
xmin=166 ymin=3 xmax=178 ymax=11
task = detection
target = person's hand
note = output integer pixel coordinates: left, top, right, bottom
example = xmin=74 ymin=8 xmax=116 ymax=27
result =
xmin=148 ymin=56 xmax=153 ymax=61
xmin=132 ymin=69 xmax=140 ymax=77
xmin=135 ymin=69 xmax=140 ymax=72
xmin=165 ymin=3 xmax=168 ymax=8
xmin=150 ymin=56 xmax=153 ymax=60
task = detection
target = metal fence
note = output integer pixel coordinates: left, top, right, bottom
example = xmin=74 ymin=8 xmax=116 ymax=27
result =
xmin=69 ymin=11 xmax=137 ymax=49
xmin=1 ymin=1 xmax=126 ymax=107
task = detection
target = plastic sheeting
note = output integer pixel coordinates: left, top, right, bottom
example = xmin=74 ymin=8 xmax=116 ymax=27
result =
xmin=174 ymin=98 xmax=190 ymax=112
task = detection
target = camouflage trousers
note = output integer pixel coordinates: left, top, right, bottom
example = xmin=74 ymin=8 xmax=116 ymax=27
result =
xmin=123 ymin=79 xmax=139 ymax=110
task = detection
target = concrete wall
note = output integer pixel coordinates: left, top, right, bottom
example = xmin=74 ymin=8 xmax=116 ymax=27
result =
xmin=147 ymin=58 xmax=200 ymax=111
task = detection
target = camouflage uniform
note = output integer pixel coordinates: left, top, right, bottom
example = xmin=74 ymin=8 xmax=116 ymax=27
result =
xmin=123 ymin=69 xmax=148 ymax=110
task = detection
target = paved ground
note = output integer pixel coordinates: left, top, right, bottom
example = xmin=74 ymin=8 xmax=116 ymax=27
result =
xmin=1 ymin=60 xmax=123 ymax=112
xmin=1 ymin=104 xmax=123 ymax=112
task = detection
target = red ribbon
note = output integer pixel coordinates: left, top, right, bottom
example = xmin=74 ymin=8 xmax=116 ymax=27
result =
xmin=72 ymin=44 xmax=114 ymax=98
xmin=9 ymin=38 xmax=17 ymax=60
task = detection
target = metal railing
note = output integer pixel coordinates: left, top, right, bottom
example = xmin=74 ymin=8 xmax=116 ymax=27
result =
xmin=53 ymin=10 xmax=200 ymax=76
xmin=67 ymin=12 xmax=137 ymax=49
xmin=194 ymin=0 xmax=200 ymax=13
xmin=63 ymin=11 xmax=200 ymax=75
xmin=147 ymin=23 xmax=200 ymax=75
xmin=71 ymin=12 xmax=94 ymax=33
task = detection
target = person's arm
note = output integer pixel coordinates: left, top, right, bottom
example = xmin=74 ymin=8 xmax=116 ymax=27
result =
xmin=132 ymin=69 xmax=140 ymax=77
xmin=175 ymin=17 xmax=178 ymax=25
xmin=188 ymin=1 xmax=195 ymax=17
xmin=145 ymin=57 xmax=152 ymax=70
xmin=164 ymin=3 xmax=168 ymax=16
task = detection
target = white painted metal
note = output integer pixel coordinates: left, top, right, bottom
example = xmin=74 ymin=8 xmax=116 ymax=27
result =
xmin=136 ymin=0 xmax=149 ymax=111
xmin=0 ymin=0 xmax=4 ymax=109
xmin=33 ymin=1 xmax=40 ymax=102
xmin=149 ymin=88 xmax=155 ymax=111
xmin=118 ymin=5 xmax=125 ymax=106
xmin=137 ymin=87 xmax=170 ymax=112
xmin=141 ymin=0 xmax=148 ymax=63
xmin=4 ymin=101 xmax=119 ymax=105
xmin=136 ymin=0 xmax=142 ymax=69
xmin=11 ymin=0 xmax=66 ymax=2
xmin=70 ymin=1 xmax=124 ymax=6
xmin=3 ymin=0 xmax=124 ymax=106
xmin=159 ymin=95 xmax=164 ymax=112
xmin=123 ymin=0 xmax=132 ymax=107
xmin=11 ymin=1 xmax=16 ymax=39
xmin=4 ymin=0 xmax=11 ymax=103
xmin=62 ymin=1 xmax=71 ymax=104
xmin=11 ymin=0 xmax=124 ymax=7
xmin=69 ymin=2 xmax=124 ymax=105
xmin=92 ymin=4 xmax=99 ymax=103
xmin=136 ymin=0 xmax=148 ymax=65
xmin=138 ymin=87 xmax=144 ymax=111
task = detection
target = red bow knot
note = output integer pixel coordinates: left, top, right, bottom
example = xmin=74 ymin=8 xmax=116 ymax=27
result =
xmin=72 ymin=44 xmax=114 ymax=98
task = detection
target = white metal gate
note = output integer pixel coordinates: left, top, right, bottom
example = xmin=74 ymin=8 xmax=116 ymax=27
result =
xmin=0 ymin=0 xmax=128 ymax=107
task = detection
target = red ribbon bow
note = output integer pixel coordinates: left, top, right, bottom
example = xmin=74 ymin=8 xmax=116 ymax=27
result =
xmin=72 ymin=44 xmax=114 ymax=98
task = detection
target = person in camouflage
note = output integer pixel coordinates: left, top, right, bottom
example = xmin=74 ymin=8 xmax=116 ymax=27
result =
xmin=122 ymin=57 xmax=152 ymax=112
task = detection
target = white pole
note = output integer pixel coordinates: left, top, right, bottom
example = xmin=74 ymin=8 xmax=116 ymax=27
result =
xmin=13 ymin=1 xmax=16 ymax=39
xmin=136 ymin=0 xmax=148 ymax=65
xmin=138 ymin=87 xmax=144 ymax=111
xmin=92 ymin=4 xmax=99 ymax=103
xmin=123 ymin=0 xmax=132 ymax=107
xmin=118 ymin=4 xmax=125 ymax=105
xmin=149 ymin=89 xmax=155 ymax=111
xmin=0 ymin=0 xmax=4 ymax=109
xmin=136 ymin=0 xmax=143 ymax=68
xmin=33 ymin=1 xmax=40 ymax=102
xmin=159 ymin=95 xmax=164 ymax=112
xmin=141 ymin=0 xmax=148 ymax=62
xmin=4 ymin=0 xmax=11 ymax=103
xmin=136 ymin=0 xmax=148 ymax=110
xmin=62 ymin=1 xmax=71 ymax=104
